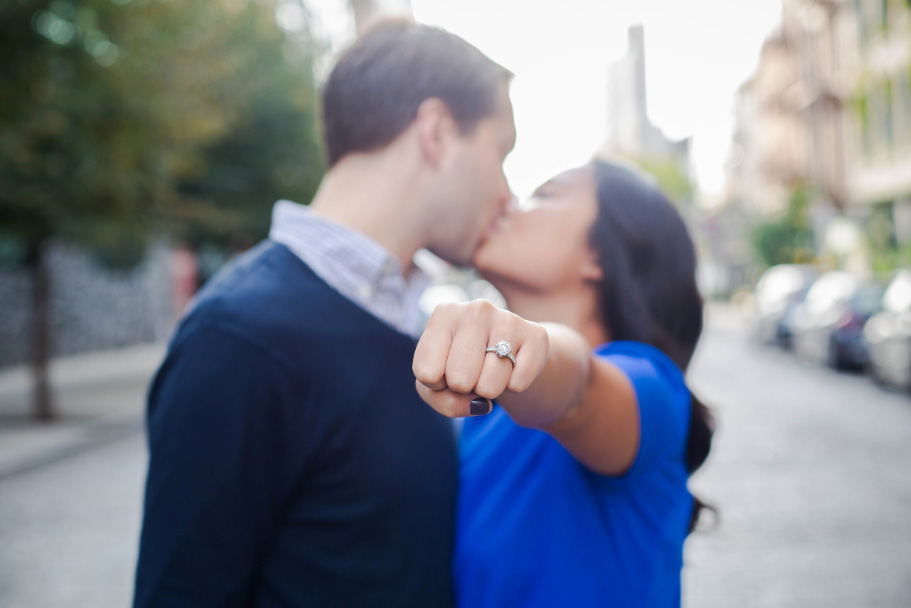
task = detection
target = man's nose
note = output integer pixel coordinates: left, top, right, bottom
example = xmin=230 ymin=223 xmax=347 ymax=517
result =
xmin=496 ymin=176 xmax=513 ymax=209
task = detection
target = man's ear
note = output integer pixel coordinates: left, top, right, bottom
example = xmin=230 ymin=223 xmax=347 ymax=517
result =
xmin=415 ymin=97 xmax=457 ymax=169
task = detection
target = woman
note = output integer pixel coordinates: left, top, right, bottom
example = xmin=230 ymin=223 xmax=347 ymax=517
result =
xmin=413 ymin=159 xmax=714 ymax=607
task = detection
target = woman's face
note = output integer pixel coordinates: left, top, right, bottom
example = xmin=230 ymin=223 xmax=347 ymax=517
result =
xmin=473 ymin=165 xmax=602 ymax=293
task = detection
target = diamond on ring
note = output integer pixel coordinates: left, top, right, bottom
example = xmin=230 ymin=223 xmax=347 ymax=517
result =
xmin=485 ymin=340 xmax=516 ymax=366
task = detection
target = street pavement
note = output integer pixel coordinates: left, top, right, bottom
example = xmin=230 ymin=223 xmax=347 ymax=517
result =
xmin=0 ymin=343 xmax=164 ymax=479
xmin=0 ymin=435 xmax=145 ymax=608
xmin=0 ymin=306 xmax=909 ymax=607
xmin=684 ymin=306 xmax=911 ymax=608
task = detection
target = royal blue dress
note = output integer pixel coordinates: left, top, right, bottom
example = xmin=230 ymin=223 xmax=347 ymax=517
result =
xmin=455 ymin=341 xmax=693 ymax=608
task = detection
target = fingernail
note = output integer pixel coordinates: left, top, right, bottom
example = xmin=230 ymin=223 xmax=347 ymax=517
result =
xmin=469 ymin=397 xmax=491 ymax=416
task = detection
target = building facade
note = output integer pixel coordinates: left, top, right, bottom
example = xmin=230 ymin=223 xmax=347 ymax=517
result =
xmin=724 ymin=0 xmax=911 ymax=277
xmin=601 ymin=25 xmax=690 ymax=172
xmin=727 ymin=3 xmax=809 ymax=219
xmin=349 ymin=0 xmax=412 ymax=33
xmin=847 ymin=0 xmax=911 ymax=275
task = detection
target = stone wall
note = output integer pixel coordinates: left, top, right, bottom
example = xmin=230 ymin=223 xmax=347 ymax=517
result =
xmin=0 ymin=241 xmax=175 ymax=369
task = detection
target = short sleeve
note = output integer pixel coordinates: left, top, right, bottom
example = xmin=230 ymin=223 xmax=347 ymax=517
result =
xmin=594 ymin=342 xmax=691 ymax=485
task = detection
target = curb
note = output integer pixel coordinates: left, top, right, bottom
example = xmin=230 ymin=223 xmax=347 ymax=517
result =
xmin=0 ymin=342 xmax=164 ymax=480
xmin=0 ymin=417 xmax=145 ymax=481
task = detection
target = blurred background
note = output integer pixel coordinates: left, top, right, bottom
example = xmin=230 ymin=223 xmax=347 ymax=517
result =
xmin=1 ymin=0 xmax=910 ymax=606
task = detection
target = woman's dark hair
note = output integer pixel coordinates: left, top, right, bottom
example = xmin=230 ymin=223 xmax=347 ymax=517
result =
xmin=588 ymin=159 xmax=715 ymax=534
xmin=322 ymin=20 xmax=513 ymax=167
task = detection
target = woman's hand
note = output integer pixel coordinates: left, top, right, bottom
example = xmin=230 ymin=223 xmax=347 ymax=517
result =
xmin=413 ymin=300 xmax=550 ymax=417
xmin=414 ymin=300 xmax=640 ymax=475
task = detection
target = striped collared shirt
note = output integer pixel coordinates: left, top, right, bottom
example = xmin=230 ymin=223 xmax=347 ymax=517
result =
xmin=268 ymin=199 xmax=430 ymax=339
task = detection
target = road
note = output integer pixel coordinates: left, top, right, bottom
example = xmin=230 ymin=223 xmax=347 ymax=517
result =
xmin=684 ymin=309 xmax=911 ymax=607
xmin=0 ymin=309 xmax=909 ymax=607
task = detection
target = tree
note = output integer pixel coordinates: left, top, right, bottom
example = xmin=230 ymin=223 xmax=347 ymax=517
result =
xmin=751 ymin=185 xmax=816 ymax=268
xmin=631 ymin=155 xmax=694 ymax=206
xmin=0 ymin=0 xmax=324 ymax=419
xmin=176 ymin=6 xmax=324 ymax=253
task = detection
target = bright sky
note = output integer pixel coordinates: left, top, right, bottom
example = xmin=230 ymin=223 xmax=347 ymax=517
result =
xmin=300 ymin=0 xmax=784 ymax=204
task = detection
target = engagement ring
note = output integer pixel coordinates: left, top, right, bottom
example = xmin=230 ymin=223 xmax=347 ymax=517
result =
xmin=485 ymin=340 xmax=516 ymax=367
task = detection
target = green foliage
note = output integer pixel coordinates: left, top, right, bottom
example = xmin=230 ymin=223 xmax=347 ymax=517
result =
xmin=854 ymin=89 xmax=868 ymax=128
xmin=630 ymin=155 xmax=693 ymax=205
xmin=0 ymin=0 xmax=324 ymax=266
xmin=751 ymin=185 xmax=816 ymax=267
xmin=872 ymin=242 xmax=911 ymax=276
xmin=176 ymin=20 xmax=325 ymax=249
xmin=868 ymin=202 xmax=906 ymax=275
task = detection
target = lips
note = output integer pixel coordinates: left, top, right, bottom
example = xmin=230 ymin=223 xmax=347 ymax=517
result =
xmin=485 ymin=213 xmax=511 ymax=238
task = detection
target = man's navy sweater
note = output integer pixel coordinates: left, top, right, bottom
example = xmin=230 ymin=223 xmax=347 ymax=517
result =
xmin=133 ymin=241 xmax=458 ymax=607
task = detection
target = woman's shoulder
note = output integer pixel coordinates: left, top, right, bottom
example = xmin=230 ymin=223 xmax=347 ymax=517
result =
xmin=593 ymin=341 xmax=687 ymax=396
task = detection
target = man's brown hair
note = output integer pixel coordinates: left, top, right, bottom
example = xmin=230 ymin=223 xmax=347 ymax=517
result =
xmin=321 ymin=20 xmax=512 ymax=167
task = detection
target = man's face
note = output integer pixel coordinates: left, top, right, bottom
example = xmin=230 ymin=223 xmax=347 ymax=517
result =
xmin=426 ymin=83 xmax=516 ymax=267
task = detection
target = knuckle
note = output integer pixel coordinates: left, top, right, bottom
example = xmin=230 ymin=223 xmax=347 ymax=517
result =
xmin=477 ymin=299 xmax=495 ymax=313
xmin=447 ymin=374 xmax=475 ymax=394
xmin=519 ymin=323 xmax=547 ymax=353
xmin=507 ymin=376 xmax=529 ymax=393
xmin=475 ymin=378 xmax=503 ymax=400
xmin=507 ymin=367 xmax=533 ymax=392
xmin=445 ymin=361 xmax=474 ymax=391
xmin=467 ymin=299 xmax=497 ymax=321
xmin=412 ymin=363 xmax=437 ymax=384
xmin=431 ymin=303 xmax=454 ymax=322
xmin=464 ymin=301 xmax=486 ymax=321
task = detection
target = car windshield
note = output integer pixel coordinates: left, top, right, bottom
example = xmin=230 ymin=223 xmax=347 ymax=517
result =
xmin=883 ymin=271 xmax=911 ymax=313
xmin=850 ymin=286 xmax=884 ymax=315
xmin=805 ymin=272 xmax=856 ymax=314
xmin=757 ymin=265 xmax=815 ymax=313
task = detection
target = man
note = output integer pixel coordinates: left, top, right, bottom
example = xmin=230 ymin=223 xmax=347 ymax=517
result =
xmin=133 ymin=20 xmax=515 ymax=607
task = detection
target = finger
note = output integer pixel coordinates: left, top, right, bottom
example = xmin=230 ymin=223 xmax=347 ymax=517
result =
xmin=415 ymin=381 xmax=492 ymax=418
xmin=507 ymin=325 xmax=550 ymax=393
xmin=475 ymin=344 xmax=513 ymax=400
xmin=413 ymin=305 xmax=456 ymax=391
xmin=443 ymin=306 xmax=491 ymax=394
xmin=477 ymin=315 xmax=547 ymax=397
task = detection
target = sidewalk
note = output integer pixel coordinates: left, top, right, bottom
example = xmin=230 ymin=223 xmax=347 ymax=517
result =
xmin=0 ymin=343 xmax=166 ymax=479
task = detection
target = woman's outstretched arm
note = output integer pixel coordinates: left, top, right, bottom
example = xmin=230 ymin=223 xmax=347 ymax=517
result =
xmin=413 ymin=300 xmax=639 ymax=476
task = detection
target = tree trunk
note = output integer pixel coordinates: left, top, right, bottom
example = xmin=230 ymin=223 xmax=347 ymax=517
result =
xmin=27 ymin=242 xmax=55 ymax=421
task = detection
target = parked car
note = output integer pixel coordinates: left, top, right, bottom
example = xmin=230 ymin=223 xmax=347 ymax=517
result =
xmin=829 ymin=284 xmax=885 ymax=369
xmin=864 ymin=270 xmax=911 ymax=390
xmin=791 ymin=271 xmax=883 ymax=369
xmin=792 ymin=271 xmax=850 ymax=364
xmin=754 ymin=264 xmax=818 ymax=347
xmin=776 ymin=283 xmax=813 ymax=350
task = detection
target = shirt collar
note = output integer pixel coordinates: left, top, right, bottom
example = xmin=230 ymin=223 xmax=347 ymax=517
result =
xmin=268 ymin=199 xmax=431 ymax=330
